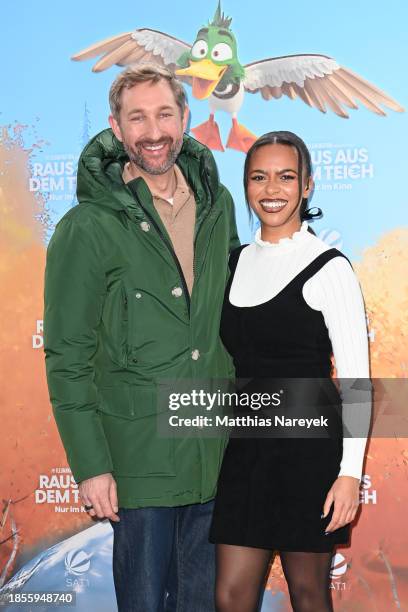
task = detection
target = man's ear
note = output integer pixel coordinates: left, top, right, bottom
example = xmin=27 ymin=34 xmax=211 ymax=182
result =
xmin=109 ymin=115 xmax=123 ymax=142
xmin=182 ymin=106 xmax=190 ymax=132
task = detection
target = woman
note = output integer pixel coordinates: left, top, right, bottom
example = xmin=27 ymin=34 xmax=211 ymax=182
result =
xmin=209 ymin=131 xmax=370 ymax=611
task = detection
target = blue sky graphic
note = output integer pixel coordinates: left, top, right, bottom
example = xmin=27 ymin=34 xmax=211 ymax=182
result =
xmin=2 ymin=0 xmax=407 ymax=255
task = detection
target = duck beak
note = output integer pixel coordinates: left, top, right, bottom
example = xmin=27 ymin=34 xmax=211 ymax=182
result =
xmin=176 ymin=60 xmax=227 ymax=99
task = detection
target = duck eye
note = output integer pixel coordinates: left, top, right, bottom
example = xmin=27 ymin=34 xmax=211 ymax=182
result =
xmin=211 ymin=43 xmax=233 ymax=62
xmin=191 ymin=40 xmax=208 ymax=59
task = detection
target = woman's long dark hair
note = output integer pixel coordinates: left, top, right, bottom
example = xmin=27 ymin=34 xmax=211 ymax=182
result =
xmin=243 ymin=130 xmax=322 ymax=222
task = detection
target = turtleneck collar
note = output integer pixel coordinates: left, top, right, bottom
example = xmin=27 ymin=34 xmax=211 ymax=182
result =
xmin=254 ymin=221 xmax=311 ymax=252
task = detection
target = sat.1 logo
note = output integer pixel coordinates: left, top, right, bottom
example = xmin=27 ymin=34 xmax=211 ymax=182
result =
xmin=330 ymin=553 xmax=348 ymax=591
xmin=64 ymin=549 xmax=92 ymax=588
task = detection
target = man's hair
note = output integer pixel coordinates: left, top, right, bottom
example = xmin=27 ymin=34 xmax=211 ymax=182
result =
xmin=109 ymin=63 xmax=187 ymax=121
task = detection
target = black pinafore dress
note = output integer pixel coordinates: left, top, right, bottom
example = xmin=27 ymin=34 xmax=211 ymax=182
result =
xmin=209 ymin=245 xmax=351 ymax=552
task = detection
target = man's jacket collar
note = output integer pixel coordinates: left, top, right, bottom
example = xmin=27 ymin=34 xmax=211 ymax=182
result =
xmin=76 ymin=128 xmax=220 ymax=218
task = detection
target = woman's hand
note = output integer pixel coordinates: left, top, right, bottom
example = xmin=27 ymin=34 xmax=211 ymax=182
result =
xmin=322 ymin=476 xmax=360 ymax=533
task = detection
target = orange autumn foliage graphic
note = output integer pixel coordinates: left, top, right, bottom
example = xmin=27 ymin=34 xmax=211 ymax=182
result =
xmin=0 ymin=126 xmax=407 ymax=608
xmin=0 ymin=127 xmax=92 ymax=582
xmin=354 ymin=229 xmax=408 ymax=379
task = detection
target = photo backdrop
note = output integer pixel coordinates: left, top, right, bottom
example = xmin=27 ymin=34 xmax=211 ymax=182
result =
xmin=1 ymin=1 xmax=407 ymax=610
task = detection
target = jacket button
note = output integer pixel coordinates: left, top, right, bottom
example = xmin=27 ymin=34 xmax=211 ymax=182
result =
xmin=172 ymin=287 xmax=183 ymax=297
xmin=135 ymin=292 xmax=142 ymax=299
xmin=191 ymin=349 xmax=200 ymax=361
xmin=140 ymin=221 xmax=150 ymax=232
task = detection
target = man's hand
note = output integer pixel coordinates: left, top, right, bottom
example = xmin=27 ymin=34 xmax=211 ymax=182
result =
xmin=322 ymin=475 xmax=360 ymax=533
xmin=79 ymin=473 xmax=120 ymax=522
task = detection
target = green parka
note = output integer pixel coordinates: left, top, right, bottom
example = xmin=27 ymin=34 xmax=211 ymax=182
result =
xmin=44 ymin=129 xmax=239 ymax=508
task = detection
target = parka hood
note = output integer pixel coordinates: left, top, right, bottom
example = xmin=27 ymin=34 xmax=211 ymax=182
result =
xmin=76 ymin=128 xmax=221 ymax=215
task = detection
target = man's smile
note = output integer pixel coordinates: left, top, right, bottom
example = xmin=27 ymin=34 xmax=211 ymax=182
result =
xmin=138 ymin=140 xmax=170 ymax=156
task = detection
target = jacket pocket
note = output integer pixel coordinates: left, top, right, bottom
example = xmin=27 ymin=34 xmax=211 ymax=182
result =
xmin=101 ymin=280 xmax=129 ymax=368
xmin=97 ymin=386 xmax=176 ymax=477
xmin=126 ymin=286 xmax=187 ymax=364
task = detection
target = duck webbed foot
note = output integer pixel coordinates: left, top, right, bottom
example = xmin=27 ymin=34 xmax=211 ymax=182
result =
xmin=191 ymin=114 xmax=224 ymax=151
xmin=226 ymin=118 xmax=257 ymax=153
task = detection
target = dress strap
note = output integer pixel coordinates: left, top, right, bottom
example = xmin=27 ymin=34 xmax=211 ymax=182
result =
xmin=294 ymin=248 xmax=351 ymax=288
xmin=228 ymin=244 xmax=248 ymax=274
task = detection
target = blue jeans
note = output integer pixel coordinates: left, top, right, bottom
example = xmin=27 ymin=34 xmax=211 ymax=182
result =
xmin=110 ymin=500 xmax=216 ymax=612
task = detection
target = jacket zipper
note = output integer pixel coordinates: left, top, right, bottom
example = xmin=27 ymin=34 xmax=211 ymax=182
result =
xmin=193 ymin=170 xmax=214 ymax=281
xmin=122 ymin=291 xmax=129 ymax=367
xmin=192 ymin=212 xmax=207 ymax=281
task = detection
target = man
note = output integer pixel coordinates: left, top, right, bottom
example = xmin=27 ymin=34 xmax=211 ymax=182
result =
xmin=43 ymin=63 xmax=239 ymax=611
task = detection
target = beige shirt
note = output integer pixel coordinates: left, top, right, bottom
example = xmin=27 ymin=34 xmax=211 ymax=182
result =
xmin=123 ymin=163 xmax=196 ymax=295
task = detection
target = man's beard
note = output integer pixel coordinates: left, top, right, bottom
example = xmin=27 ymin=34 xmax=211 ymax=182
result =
xmin=124 ymin=136 xmax=183 ymax=175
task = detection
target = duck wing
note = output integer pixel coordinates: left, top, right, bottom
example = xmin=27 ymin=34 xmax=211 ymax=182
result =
xmin=72 ymin=28 xmax=192 ymax=81
xmin=243 ymin=54 xmax=403 ymax=117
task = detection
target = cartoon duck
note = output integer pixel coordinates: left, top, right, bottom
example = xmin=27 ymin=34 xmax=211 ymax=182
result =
xmin=174 ymin=6 xmax=255 ymax=152
xmin=72 ymin=2 xmax=404 ymax=153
